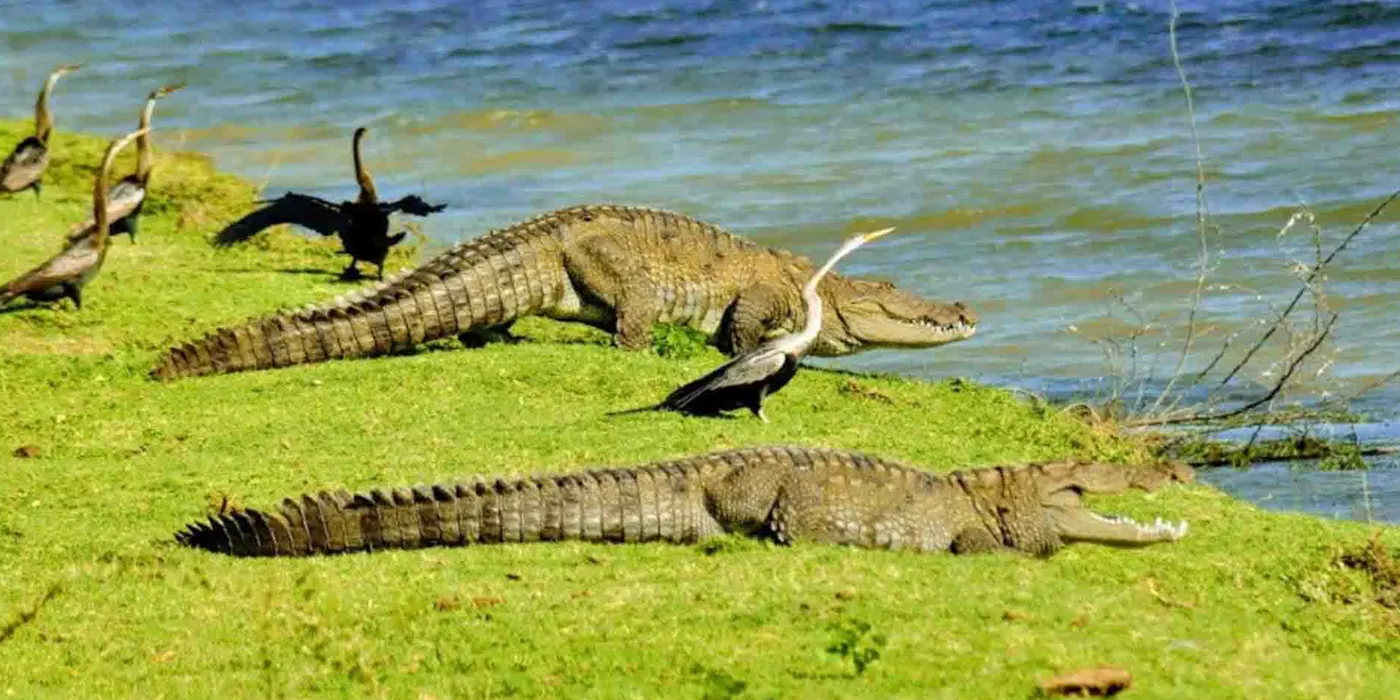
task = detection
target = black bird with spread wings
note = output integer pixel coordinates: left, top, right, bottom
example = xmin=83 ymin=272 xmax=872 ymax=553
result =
xmin=213 ymin=127 xmax=446 ymax=280
xmin=1 ymin=64 xmax=80 ymax=198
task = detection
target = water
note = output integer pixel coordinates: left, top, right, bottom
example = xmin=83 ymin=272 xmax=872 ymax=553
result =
xmin=2 ymin=0 xmax=1399 ymax=521
xmin=1197 ymin=459 xmax=1400 ymax=524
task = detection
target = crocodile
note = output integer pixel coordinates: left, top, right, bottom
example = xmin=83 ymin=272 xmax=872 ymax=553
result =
xmin=151 ymin=205 xmax=977 ymax=380
xmin=175 ymin=446 xmax=1192 ymax=558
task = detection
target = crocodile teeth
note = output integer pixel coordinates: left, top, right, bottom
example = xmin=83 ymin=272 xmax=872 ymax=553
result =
xmin=1130 ymin=517 xmax=1189 ymax=540
xmin=1092 ymin=513 xmax=1190 ymax=541
xmin=910 ymin=319 xmax=976 ymax=335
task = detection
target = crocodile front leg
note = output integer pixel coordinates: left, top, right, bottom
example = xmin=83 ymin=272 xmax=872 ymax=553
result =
xmin=721 ymin=282 xmax=798 ymax=355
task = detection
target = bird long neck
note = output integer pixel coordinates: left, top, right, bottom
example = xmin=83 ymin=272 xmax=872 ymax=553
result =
xmin=93 ymin=149 xmax=116 ymax=250
xmin=136 ymin=97 xmax=157 ymax=182
xmin=352 ymin=129 xmax=377 ymax=205
xmin=94 ymin=131 xmax=142 ymax=250
xmin=793 ymin=237 xmax=872 ymax=346
xmin=795 ymin=281 xmax=825 ymax=346
xmin=34 ymin=74 xmax=61 ymax=143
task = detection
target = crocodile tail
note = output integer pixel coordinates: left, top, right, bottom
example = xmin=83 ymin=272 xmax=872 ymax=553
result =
xmin=151 ymin=225 xmax=568 ymax=381
xmin=175 ymin=463 xmax=721 ymax=557
xmin=149 ymin=292 xmax=409 ymax=380
xmin=148 ymin=269 xmax=482 ymax=380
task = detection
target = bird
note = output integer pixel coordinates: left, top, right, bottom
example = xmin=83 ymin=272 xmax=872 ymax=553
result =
xmin=212 ymin=126 xmax=447 ymax=280
xmin=66 ymin=83 xmax=186 ymax=245
xmin=0 ymin=128 xmax=147 ymax=310
xmin=1 ymin=64 xmax=81 ymax=198
xmin=612 ymin=226 xmax=897 ymax=422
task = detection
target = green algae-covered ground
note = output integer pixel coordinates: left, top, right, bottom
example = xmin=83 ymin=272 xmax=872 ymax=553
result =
xmin=2 ymin=122 xmax=1398 ymax=698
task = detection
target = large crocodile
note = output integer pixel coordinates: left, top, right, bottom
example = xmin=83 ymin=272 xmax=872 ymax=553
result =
xmin=175 ymin=446 xmax=1191 ymax=558
xmin=152 ymin=205 xmax=977 ymax=380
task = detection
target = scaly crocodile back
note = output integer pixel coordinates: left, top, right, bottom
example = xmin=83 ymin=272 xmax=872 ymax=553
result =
xmin=153 ymin=205 xmax=756 ymax=380
xmin=176 ymin=448 xmax=744 ymax=556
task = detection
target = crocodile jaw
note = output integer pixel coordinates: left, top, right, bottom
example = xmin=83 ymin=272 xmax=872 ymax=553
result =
xmin=816 ymin=303 xmax=979 ymax=354
xmin=878 ymin=316 xmax=978 ymax=347
xmin=1047 ymin=506 xmax=1190 ymax=548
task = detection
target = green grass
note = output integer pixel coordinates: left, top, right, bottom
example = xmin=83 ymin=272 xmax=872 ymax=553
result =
xmin=2 ymin=122 xmax=1399 ymax=698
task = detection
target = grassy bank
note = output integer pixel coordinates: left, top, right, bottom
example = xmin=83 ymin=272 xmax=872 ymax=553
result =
xmin=2 ymin=123 xmax=1398 ymax=698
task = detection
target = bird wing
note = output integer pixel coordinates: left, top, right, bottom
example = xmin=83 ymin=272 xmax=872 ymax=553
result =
xmin=2 ymin=242 xmax=99 ymax=296
xmin=65 ymin=178 xmax=146 ymax=240
xmin=662 ymin=348 xmax=789 ymax=410
xmin=0 ymin=137 xmax=47 ymax=192
xmin=213 ymin=193 xmax=348 ymax=246
xmin=379 ymin=194 xmax=447 ymax=217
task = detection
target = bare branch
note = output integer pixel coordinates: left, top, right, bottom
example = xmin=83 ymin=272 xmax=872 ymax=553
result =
xmin=1215 ymin=189 xmax=1400 ymax=390
xmin=1321 ymin=368 xmax=1400 ymax=412
xmin=1149 ymin=0 xmax=1213 ymax=417
xmin=1133 ymin=313 xmax=1339 ymax=426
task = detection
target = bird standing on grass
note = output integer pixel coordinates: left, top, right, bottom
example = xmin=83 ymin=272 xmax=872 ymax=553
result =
xmin=213 ymin=126 xmax=447 ymax=280
xmin=1 ymin=128 xmax=147 ymax=310
xmin=613 ymin=226 xmax=897 ymax=422
xmin=1 ymin=64 xmax=81 ymax=198
xmin=66 ymin=83 xmax=186 ymax=244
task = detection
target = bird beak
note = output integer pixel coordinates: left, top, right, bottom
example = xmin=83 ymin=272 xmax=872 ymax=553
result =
xmin=858 ymin=226 xmax=896 ymax=244
xmin=58 ymin=64 xmax=82 ymax=75
xmin=158 ymin=82 xmax=187 ymax=97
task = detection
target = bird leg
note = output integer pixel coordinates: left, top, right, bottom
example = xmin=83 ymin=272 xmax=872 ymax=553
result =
xmin=749 ymin=389 xmax=769 ymax=423
xmin=31 ymin=180 xmax=42 ymax=199
xmin=63 ymin=283 xmax=82 ymax=310
xmin=338 ymin=261 xmax=364 ymax=281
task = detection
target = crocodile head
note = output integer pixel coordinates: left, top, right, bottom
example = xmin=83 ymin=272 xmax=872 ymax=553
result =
xmin=813 ymin=276 xmax=978 ymax=355
xmin=1038 ymin=460 xmax=1193 ymax=549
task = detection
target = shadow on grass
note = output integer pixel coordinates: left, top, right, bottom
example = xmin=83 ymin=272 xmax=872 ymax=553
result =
xmin=206 ymin=266 xmax=343 ymax=279
xmin=0 ymin=303 xmax=70 ymax=317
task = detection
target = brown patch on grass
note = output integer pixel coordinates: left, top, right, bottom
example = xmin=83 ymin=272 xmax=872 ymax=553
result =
xmin=1338 ymin=531 xmax=1400 ymax=611
xmin=1038 ymin=667 xmax=1132 ymax=697
xmin=12 ymin=445 xmax=39 ymax=459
